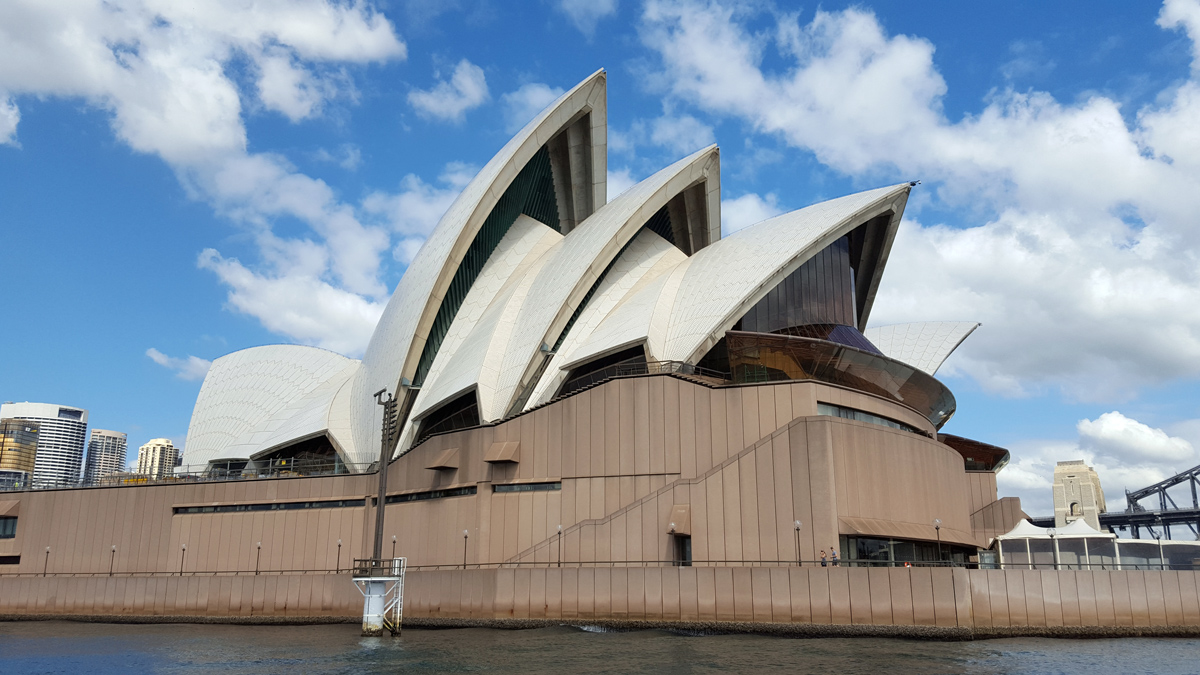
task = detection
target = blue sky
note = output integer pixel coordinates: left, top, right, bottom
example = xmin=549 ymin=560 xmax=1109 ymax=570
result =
xmin=2 ymin=0 xmax=1200 ymax=518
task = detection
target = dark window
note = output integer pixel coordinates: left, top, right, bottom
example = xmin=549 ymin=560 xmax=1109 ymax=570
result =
xmin=0 ymin=555 xmax=19 ymax=565
xmin=415 ymin=391 xmax=480 ymax=445
xmin=817 ymin=402 xmax=919 ymax=434
xmin=382 ymin=486 xmax=477 ymax=504
xmin=844 ymin=536 xmax=971 ymax=566
xmin=0 ymin=516 xmax=15 ymax=538
xmin=493 ymin=481 xmax=561 ymax=493
xmin=173 ymin=498 xmax=365 ymax=515
xmin=673 ymin=535 xmax=692 ymax=567
xmin=557 ymin=346 xmax=647 ymax=397
xmin=741 ymin=235 xmax=857 ymax=333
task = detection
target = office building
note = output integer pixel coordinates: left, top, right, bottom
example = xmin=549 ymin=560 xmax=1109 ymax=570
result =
xmin=136 ymin=438 xmax=179 ymax=480
xmin=0 ymin=402 xmax=88 ymax=488
xmin=83 ymin=429 xmax=127 ymax=485
xmin=0 ymin=418 xmax=39 ymax=489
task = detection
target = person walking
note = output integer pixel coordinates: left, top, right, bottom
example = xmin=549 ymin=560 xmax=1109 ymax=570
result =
xmin=831 ymin=549 xmax=839 ymax=567
xmin=820 ymin=550 xmax=827 ymax=567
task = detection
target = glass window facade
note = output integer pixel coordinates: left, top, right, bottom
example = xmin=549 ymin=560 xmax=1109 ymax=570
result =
xmin=842 ymin=535 xmax=973 ymax=566
xmin=385 ymin=486 xmax=477 ymax=504
xmin=741 ymin=235 xmax=857 ymax=332
xmin=0 ymin=516 xmax=15 ymax=538
xmin=0 ymin=419 xmax=39 ymax=478
xmin=415 ymin=391 xmax=481 ymax=445
xmin=726 ymin=331 xmax=956 ymax=428
xmin=493 ymin=481 xmax=561 ymax=493
xmin=817 ymin=402 xmax=919 ymax=434
xmin=173 ymin=499 xmax=365 ymax=515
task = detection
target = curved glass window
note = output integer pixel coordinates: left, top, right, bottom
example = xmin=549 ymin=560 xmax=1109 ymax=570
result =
xmin=726 ymin=331 xmax=955 ymax=428
xmin=817 ymin=402 xmax=919 ymax=434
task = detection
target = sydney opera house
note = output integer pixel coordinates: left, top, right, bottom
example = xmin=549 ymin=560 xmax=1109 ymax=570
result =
xmin=174 ymin=68 xmax=1020 ymax=562
xmin=0 ymin=71 xmax=1046 ymax=627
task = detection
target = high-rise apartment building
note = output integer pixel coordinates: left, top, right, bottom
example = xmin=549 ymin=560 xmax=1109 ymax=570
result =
xmin=83 ymin=429 xmax=127 ymax=485
xmin=136 ymin=438 xmax=179 ymax=480
xmin=0 ymin=402 xmax=88 ymax=488
xmin=0 ymin=418 xmax=39 ymax=489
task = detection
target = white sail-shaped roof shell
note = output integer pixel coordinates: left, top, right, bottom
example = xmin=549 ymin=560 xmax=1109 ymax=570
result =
xmin=181 ymin=71 xmax=969 ymax=469
xmin=403 ymin=216 xmax=563 ymax=437
xmin=551 ymin=184 xmax=912 ymax=388
xmin=527 ymin=228 xmax=687 ymax=408
xmin=347 ymin=70 xmax=608 ymax=462
xmin=863 ymin=321 xmax=980 ymax=376
xmin=184 ymin=345 xmax=359 ymax=467
xmin=405 ymin=146 xmax=719 ymax=436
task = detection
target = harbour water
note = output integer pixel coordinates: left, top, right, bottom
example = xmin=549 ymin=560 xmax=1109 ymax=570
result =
xmin=1 ymin=621 xmax=1197 ymax=674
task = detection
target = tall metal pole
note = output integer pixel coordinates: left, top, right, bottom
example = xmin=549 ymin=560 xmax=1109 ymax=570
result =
xmin=43 ymin=547 xmax=49 ymax=576
xmin=794 ymin=521 xmax=802 ymax=567
xmin=180 ymin=544 xmax=187 ymax=576
xmin=109 ymin=545 xmax=116 ymax=576
xmin=557 ymin=525 xmax=563 ymax=567
xmin=934 ymin=519 xmax=942 ymax=564
xmin=374 ymin=389 xmax=398 ymax=561
xmin=463 ymin=530 xmax=469 ymax=569
xmin=256 ymin=542 xmax=261 ymax=575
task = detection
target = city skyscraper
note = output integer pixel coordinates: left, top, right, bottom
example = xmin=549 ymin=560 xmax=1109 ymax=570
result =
xmin=136 ymin=438 xmax=179 ymax=480
xmin=0 ymin=402 xmax=88 ymax=487
xmin=0 ymin=418 xmax=39 ymax=489
xmin=83 ymin=429 xmax=127 ymax=485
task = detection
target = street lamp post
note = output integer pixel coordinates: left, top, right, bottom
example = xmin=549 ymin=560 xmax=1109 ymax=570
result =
xmin=43 ymin=546 xmax=50 ymax=576
xmin=179 ymin=544 xmax=187 ymax=576
xmin=255 ymin=542 xmax=262 ymax=575
xmin=109 ymin=545 xmax=116 ymax=577
xmin=1047 ymin=528 xmax=1058 ymax=570
xmin=794 ymin=521 xmax=802 ymax=567
xmin=337 ymin=539 xmax=342 ymax=573
xmin=373 ymin=388 xmax=400 ymax=562
xmin=392 ymin=535 xmax=397 ymax=560
xmin=463 ymin=530 xmax=469 ymax=569
xmin=557 ymin=525 xmax=563 ymax=568
xmin=933 ymin=519 xmax=942 ymax=564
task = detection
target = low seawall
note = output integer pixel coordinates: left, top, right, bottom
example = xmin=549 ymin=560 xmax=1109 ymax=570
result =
xmin=3 ymin=567 xmax=1200 ymax=639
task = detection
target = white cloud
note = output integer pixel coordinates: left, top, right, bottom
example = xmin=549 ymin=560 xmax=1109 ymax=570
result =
xmin=0 ymin=94 xmax=18 ymax=145
xmin=0 ymin=0 xmax=407 ymax=356
xmin=198 ymin=249 xmax=385 ymax=356
xmin=361 ymin=162 xmax=474 ymax=263
xmin=146 ymin=348 xmax=212 ymax=381
xmin=502 ymin=82 xmax=564 ymax=133
xmin=641 ymin=0 xmax=1200 ymax=400
xmin=607 ymin=167 xmax=637 ymax=198
xmin=721 ymin=192 xmax=782 ymax=235
xmin=314 ymin=144 xmax=362 ymax=170
xmin=255 ymin=47 xmax=335 ymax=122
xmin=1079 ymin=411 xmax=1195 ymax=463
xmin=408 ymin=59 xmax=489 ymax=122
xmin=612 ymin=110 xmax=716 ymax=157
xmin=998 ymin=412 xmax=1198 ymax=517
xmin=649 ymin=113 xmax=715 ymax=154
xmin=557 ymin=0 xmax=618 ymax=35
